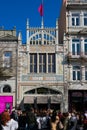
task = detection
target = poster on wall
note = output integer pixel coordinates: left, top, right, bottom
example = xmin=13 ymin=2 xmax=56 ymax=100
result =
xmin=0 ymin=96 xmax=13 ymax=113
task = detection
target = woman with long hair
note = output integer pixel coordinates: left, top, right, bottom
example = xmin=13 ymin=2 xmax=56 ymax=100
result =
xmin=1 ymin=111 xmax=18 ymax=130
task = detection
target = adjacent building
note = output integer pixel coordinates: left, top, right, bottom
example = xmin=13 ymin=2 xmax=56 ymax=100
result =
xmin=59 ymin=0 xmax=87 ymax=112
xmin=0 ymin=27 xmax=18 ymax=113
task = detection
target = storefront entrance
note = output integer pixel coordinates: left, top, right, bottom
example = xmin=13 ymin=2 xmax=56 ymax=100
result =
xmin=23 ymin=87 xmax=62 ymax=111
xmin=68 ymin=90 xmax=87 ymax=112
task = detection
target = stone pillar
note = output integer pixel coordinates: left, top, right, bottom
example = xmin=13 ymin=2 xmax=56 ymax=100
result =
xmin=80 ymin=11 xmax=84 ymax=27
xmin=64 ymin=83 xmax=68 ymax=112
xmin=69 ymin=38 xmax=72 ymax=55
xmin=69 ymin=65 xmax=72 ymax=82
xmin=81 ymin=66 xmax=85 ymax=81
xmin=68 ymin=12 xmax=71 ymax=29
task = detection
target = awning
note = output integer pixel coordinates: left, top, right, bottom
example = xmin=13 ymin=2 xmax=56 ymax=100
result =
xmin=23 ymin=95 xmax=62 ymax=104
xmin=37 ymin=96 xmax=48 ymax=104
xmin=24 ymin=96 xmax=34 ymax=104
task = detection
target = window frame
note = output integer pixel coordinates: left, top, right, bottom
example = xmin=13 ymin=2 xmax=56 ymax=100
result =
xmin=72 ymin=13 xmax=80 ymax=26
xmin=72 ymin=66 xmax=81 ymax=80
xmin=72 ymin=39 xmax=80 ymax=55
xmin=84 ymin=13 xmax=87 ymax=26
xmin=30 ymin=53 xmax=37 ymax=73
xmin=3 ymin=51 xmax=12 ymax=68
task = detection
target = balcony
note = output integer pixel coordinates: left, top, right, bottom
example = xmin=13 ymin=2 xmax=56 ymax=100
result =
xmin=67 ymin=52 xmax=87 ymax=63
xmin=67 ymin=0 xmax=87 ymax=9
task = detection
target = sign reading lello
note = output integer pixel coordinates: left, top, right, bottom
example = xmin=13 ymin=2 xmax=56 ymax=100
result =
xmin=0 ymin=96 xmax=13 ymax=113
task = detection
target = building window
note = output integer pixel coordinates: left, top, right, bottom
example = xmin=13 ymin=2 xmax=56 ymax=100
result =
xmin=72 ymin=39 xmax=80 ymax=55
xmin=30 ymin=54 xmax=37 ymax=73
xmin=84 ymin=39 xmax=87 ymax=55
xmin=73 ymin=66 xmax=81 ymax=80
xmin=84 ymin=13 xmax=87 ymax=26
xmin=48 ymin=54 xmax=55 ymax=73
xmin=72 ymin=13 xmax=80 ymax=26
xmin=4 ymin=51 xmax=12 ymax=68
xmin=3 ymin=85 xmax=11 ymax=92
xmin=39 ymin=54 xmax=46 ymax=73
xmin=85 ymin=66 xmax=87 ymax=80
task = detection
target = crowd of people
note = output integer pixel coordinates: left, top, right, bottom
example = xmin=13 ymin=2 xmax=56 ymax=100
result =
xmin=0 ymin=107 xmax=87 ymax=130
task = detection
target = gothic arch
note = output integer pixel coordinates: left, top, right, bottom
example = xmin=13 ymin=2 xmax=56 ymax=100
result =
xmin=28 ymin=31 xmax=56 ymax=45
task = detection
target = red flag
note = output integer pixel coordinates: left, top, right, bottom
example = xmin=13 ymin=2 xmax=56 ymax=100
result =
xmin=38 ymin=4 xmax=43 ymax=16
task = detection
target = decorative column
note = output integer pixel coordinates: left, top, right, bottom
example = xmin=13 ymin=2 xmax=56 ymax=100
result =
xmin=68 ymin=65 xmax=72 ymax=82
xmin=80 ymin=11 xmax=84 ymax=27
xmin=81 ymin=66 xmax=85 ymax=81
xmin=69 ymin=38 xmax=72 ymax=55
xmin=68 ymin=12 xmax=71 ymax=30
xmin=64 ymin=83 xmax=68 ymax=112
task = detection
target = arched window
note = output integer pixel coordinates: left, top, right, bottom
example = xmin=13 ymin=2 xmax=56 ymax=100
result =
xmin=3 ymin=85 xmax=11 ymax=92
xmin=24 ymin=87 xmax=60 ymax=95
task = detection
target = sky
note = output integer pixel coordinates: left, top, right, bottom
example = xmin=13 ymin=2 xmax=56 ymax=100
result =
xmin=0 ymin=0 xmax=62 ymax=43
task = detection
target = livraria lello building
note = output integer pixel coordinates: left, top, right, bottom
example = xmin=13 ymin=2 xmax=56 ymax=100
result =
xmin=0 ymin=0 xmax=87 ymax=113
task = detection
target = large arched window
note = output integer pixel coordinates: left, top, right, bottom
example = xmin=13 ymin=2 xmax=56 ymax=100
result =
xmin=24 ymin=87 xmax=60 ymax=95
xmin=3 ymin=85 xmax=11 ymax=92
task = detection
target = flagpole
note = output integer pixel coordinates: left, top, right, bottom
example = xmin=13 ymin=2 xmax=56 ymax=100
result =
xmin=41 ymin=0 xmax=44 ymax=45
xmin=41 ymin=0 xmax=44 ymax=29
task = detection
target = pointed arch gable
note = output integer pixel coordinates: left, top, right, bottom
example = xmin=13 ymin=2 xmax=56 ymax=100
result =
xmin=28 ymin=31 xmax=56 ymax=45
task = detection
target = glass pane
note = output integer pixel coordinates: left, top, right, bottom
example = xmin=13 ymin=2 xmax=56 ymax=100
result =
xmin=34 ymin=65 xmax=37 ymax=73
xmin=72 ymin=44 xmax=75 ymax=55
xmin=52 ymin=65 xmax=55 ymax=72
xmin=30 ymin=65 xmax=33 ymax=72
xmin=39 ymin=55 xmax=42 ymax=63
xmin=84 ymin=18 xmax=87 ymax=26
xmin=48 ymin=55 xmax=51 ymax=63
xmin=77 ymin=71 xmax=80 ymax=80
xmin=48 ymin=65 xmax=51 ymax=73
xmin=77 ymin=44 xmax=80 ymax=55
xmin=72 ymin=18 xmax=75 ymax=26
xmin=43 ymin=65 xmax=46 ymax=72
xmin=43 ymin=54 xmax=46 ymax=63
xmin=85 ymin=71 xmax=87 ymax=80
xmin=73 ymin=66 xmax=80 ymax=69
xmin=73 ymin=71 xmax=76 ymax=80
xmin=76 ymin=18 xmax=79 ymax=26
xmin=5 ymin=52 xmax=12 ymax=57
xmin=52 ymin=54 xmax=55 ymax=62
xmin=85 ymin=44 xmax=87 ymax=55
xmin=39 ymin=65 xmax=42 ymax=72
xmin=34 ymin=54 xmax=37 ymax=63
